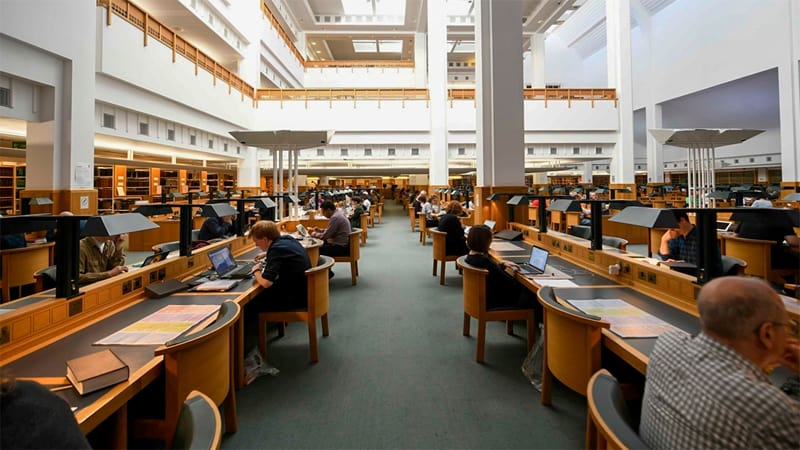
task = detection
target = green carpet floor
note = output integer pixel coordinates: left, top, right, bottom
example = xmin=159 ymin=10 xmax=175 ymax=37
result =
xmin=225 ymin=201 xmax=587 ymax=449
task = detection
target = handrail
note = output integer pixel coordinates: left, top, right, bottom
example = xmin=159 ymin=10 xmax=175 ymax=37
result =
xmin=98 ymin=0 xmax=255 ymax=103
xmin=260 ymin=1 xmax=305 ymax=66
xmin=305 ymin=60 xmax=415 ymax=69
xmin=256 ymin=88 xmax=617 ymax=107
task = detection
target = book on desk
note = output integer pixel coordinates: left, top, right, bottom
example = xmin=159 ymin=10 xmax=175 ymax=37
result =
xmin=65 ymin=349 xmax=129 ymax=395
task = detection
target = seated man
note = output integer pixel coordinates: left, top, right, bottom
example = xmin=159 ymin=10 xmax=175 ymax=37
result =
xmin=310 ymin=200 xmax=351 ymax=257
xmin=640 ymin=276 xmax=800 ymax=449
xmin=737 ymin=211 xmax=800 ymax=271
xmin=349 ymin=196 xmax=365 ymax=229
xmin=78 ymin=233 xmax=127 ymax=284
xmin=249 ymin=221 xmax=311 ymax=311
xmin=659 ymin=211 xmax=721 ymax=274
xmin=197 ymin=212 xmax=234 ymax=241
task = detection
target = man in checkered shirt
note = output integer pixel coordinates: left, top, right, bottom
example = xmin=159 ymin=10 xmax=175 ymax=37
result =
xmin=640 ymin=276 xmax=800 ymax=449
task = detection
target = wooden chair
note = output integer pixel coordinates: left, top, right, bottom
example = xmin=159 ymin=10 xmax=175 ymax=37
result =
xmin=152 ymin=241 xmax=181 ymax=254
xmin=359 ymin=213 xmax=369 ymax=247
xmin=586 ymin=369 xmax=650 ymax=450
xmin=720 ymin=255 xmax=747 ymax=276
xmin=721 ymin=234 xmax=797 ymax=283
xmin=136 ymin=300 xmax=240 ymax=447
xmin=456 ymin=256 xmax=535 ymax=363
xmin=432 ymin=230 xmax=461 ymax=285
xmin=537 ymin=286 xmax=609 ymax=406
xmin=366 ymin=204 xmax=375 ymax=228
xmin=1 ymin=243 xmax=55 ymax=302
xmin=333 ymin=229 xmax=362 ymax=285
xmin=408 ymin=206 xmax=418 ymax=232
xmin=419 ymin=212 xmax=432 ymax=245
xmin=602 ymin=236 xmax=629 ymax=252
xmin=375 ymin=202 xmax=384 ymax=224
xmin=171 ymin=391 xmax=222 ymax=450
xmin=258 ymin=255 xmax=334 ymax=363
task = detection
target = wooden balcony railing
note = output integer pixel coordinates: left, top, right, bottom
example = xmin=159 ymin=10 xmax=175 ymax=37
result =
xmin=257 ymin=88 xmax=617 ymax=108
xmin=305 ymin=60 xmax=415 ymax=69
xmin=260 ymin=1 xmax=305 ymax=67
xmin=98 ymin=0 xmax=256 ymax=104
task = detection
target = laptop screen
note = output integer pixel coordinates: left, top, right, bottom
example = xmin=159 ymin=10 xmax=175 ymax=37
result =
xmin=528 ymin=246 xmax=549 ymax=272
xmin=207 ymin=247 xmax=236 ymax=275
xmin=141 ymin=251 xmax=169 ymax=267
xmin=483 ymin=220 xmax=496 ymax=232
xmin=716 ymin=221 xmax=732 ymax=232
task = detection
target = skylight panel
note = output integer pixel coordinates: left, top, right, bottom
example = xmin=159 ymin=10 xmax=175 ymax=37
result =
xmin=353 ymin=40 xmax=378 ymax=52
xmin=446 ymin=0 xmax=474 ymax=16
xmin=378 ymin=40 xmax=402 ymax=53
xmin=341 ymin=0 xmax=372 ymax=16
xmin=374 ymin=0 xmax=405 ymax=16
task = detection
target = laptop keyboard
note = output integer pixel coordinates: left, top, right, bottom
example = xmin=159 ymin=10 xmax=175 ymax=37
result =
xmin=226 ymin=261 xmax=256 ymax=278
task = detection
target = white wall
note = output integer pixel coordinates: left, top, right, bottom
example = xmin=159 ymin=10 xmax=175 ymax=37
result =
xmin=97 ymin=13 xmax=254 ymax=130
xmin=303 ymin=67 xmax=419 ymax=87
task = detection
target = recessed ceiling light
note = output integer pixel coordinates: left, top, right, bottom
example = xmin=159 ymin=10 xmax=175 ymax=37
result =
xmin=316 ymin=50 xmax=322 ymax=53
xmin=312 ymin=42 xmax=317 ymax=45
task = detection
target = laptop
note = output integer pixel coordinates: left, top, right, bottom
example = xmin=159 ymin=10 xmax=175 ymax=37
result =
xmin=206 ymin=246 xmax=255 ymax=279
xmin=130 ymin=250 xmax=170 ymax=269
xmin=295 ymin=223 xmax=309 ymax=239
xmin=716 ymin=220 xmax=733 ymax=232
xmin=516 ymin=246 xmax=550 ymax=275
xmin=465 ymin=220 xmax=498 ymax=236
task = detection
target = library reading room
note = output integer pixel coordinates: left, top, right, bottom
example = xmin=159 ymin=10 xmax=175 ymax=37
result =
xmin=1 ymin=0 xmax=799 ymax=449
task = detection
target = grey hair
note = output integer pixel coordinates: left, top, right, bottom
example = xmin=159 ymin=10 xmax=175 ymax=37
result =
xmin=697 ymin=276 xmax=783 ymax=340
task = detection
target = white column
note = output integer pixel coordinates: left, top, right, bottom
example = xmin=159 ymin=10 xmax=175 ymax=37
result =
xmin=606 ymin=0 xmax=635 ymax=185
xmin=646 ymin=103 xmax=664 ymax=183
xmin=236 ymin=147 xmax=260 ymax=187
xmin=475 ymin=0 xmax=525 ymax=187
xmin=414 ymin=32 xmax=428 ymax=88
xmin=427 ymin=0 xmax=448 ymax=187
xmin=428 ymin=0 xmax=448 ymax=186
xmin=531 ymin=33 xmax=546 ymax=88
xmin=582 ymin=162 xmax=593 ymax=185
xmin=778 ymin=0 xmax=800 ymax=182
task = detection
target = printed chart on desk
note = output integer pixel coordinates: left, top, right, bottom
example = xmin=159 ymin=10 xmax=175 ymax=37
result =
xmin=566 ymin=298 xmax=681 ymax=338
xmin=95 ymin=305 xmax=220 ymax=346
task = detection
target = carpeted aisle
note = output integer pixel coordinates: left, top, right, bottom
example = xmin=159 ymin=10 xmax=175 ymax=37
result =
xmin=225 ymin=200 xmax=586 ymax=449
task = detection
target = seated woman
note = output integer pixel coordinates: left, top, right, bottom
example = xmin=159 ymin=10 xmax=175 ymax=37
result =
xmin=464 ymin=225 xmax=537 ymax=310
xmin=423 ymin=195 xmax=442 ymax=227
xmin=437 ymin=201 xmax=469 ymax=257
xmin=349 ymin=196 xmax=365 ymax=229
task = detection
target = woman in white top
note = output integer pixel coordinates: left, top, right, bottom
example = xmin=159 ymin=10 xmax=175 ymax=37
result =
xmin=423 ymin=195 xmax=441 ymax=227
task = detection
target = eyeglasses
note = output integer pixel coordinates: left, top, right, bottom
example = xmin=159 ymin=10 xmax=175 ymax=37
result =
xmin=771 ymin=320 xmax=800 ymax=337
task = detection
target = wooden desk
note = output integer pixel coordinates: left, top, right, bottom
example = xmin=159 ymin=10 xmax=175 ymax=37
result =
xmin=1 ymin=242 xmax=55 ymax=302
xmin=552 ymin=286 xmax=700 ymax=374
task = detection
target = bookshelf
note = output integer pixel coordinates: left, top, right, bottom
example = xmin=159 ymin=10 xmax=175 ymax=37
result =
xmin=14 ymin=166 xmax=25 ymax=213
xmin=207 ymin=173 xmax=219 ymax=193
xmin=160 ymin=170 xmax=179 ymax=196
xmin=222 ymin=174 xmax=235 ymax=191
xmin=94 ymin=166 xmax=115 ymax=213
xmin=126 ymin=168 xmax=151 ymax=197
xmin=0 ymin=166 xmax=15 ymax=214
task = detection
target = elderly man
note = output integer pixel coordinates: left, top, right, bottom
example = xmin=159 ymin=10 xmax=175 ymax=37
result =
xmin=640 ymin=276 xmax=800 ymax=449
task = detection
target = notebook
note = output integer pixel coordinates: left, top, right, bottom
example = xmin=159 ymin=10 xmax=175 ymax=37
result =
xmin=207 ymin=247 xmax=255 ymax=279
xmin=516 ymin=246 xmax=549 ymax=275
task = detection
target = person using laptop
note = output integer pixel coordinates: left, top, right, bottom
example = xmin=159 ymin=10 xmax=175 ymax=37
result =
xmin=249 ymin=221 xmax=311 ymax=311
xmin=78 ymin=233 xmax=128 ymax=285
xmin=464 ymin=225 xmax=537 ymax=310
xmin=310 ymin=200 xmax=351 ymax=257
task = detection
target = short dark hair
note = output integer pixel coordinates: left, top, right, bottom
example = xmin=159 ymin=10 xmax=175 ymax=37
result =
xmin=674 ymin=211 xmax=690 ymax=223
xmin=467 ymin=225 xmax=492 ymax=253
xmin=321 ymin=200 xmax=336 ymax=211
